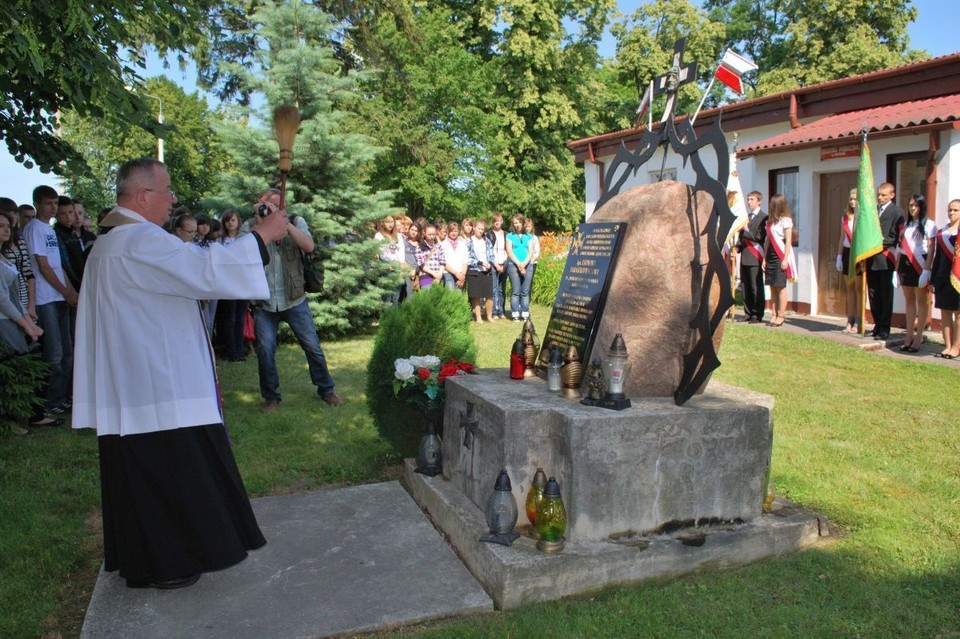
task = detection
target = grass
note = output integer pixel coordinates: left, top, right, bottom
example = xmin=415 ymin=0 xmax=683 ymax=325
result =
xmin=1 ymin=305 xmax=959 ymax=638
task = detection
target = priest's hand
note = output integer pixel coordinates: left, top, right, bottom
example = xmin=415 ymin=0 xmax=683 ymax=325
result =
xmin=255 ymin=210 xmax=290 ymax=244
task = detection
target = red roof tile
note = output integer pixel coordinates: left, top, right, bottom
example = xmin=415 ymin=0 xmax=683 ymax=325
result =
xmin=739 ymin=94 xmax=960 ymax=155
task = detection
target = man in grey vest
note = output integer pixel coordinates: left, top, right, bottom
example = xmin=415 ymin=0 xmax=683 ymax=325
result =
xmin=248 ymin=188 xmax=341 ymax=413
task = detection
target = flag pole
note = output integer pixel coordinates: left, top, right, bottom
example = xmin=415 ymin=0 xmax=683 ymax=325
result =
xmin=860 ymin=269 xmax=867 ymax=336
xmin=648 ymin=79 xmax=654 ymax=129
xmin=689 ymin=75 xmax=716 ymax=126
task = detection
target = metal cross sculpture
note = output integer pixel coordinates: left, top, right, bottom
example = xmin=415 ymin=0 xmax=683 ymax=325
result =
xmin=593 ymin=38 xmax=737 ymax=406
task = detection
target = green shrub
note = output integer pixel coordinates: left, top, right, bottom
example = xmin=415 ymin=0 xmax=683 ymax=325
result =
xmin=0 ymin=346 xmax=48 ymax=434
xmin=530 ymin=231 xmax=571 ymax=307
xmin=365 ymin=285 xmax=478 ymax=456
xmin=530 ymin=253 xmax=567 ymax=306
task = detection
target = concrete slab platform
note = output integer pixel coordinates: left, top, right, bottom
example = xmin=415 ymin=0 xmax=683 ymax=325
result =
xmin=80 ymin=482 xmax=493 ymax=639
xmin=406 ymin=460 xmax=828 ymax=610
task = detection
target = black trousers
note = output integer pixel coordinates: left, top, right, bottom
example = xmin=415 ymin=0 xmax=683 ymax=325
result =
xmin=866 ymin=269 xmax=894 ymax=333
xmin=740 ymin=263 xmax=766 ymax=319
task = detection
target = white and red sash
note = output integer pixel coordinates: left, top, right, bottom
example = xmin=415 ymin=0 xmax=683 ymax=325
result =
xmin=742 ymin=237 xmax=764 ymax=263
xmin=842 ymin=216 xmax=853 ymax=246
xmin=937 ymin=229 xmax=956 ymax=261
xmin=766 ymin=219 xmax=797 ymax=281
xmin=900 ymin=225 xmax=924 ymax=276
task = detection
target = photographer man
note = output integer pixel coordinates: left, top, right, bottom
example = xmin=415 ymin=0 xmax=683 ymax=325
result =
xmin=246 ymin=188 xmax=341 ymax=413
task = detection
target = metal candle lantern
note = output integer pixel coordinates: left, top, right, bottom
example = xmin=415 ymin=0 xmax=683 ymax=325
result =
xmin=535 ymin=476 xmax=567 ymax=552
xmin=524 ymin=467 xmax=548 ymax=526
xmin=415 ymin=416 xmax=442 ymax=477
xmin=560 ymin=345 xmax=583 ymax=399
xmin=546 ymin=347 xmax=564 ymax=392
xmin=601 ymin=333 xmax=632 ymax=410
xmin=521 ymin=325 xmax=537 ymax=378
xmin=480 ymin=469 xmax=520 ymax=546
xmin=522 ymin=318 xmax=540 ymax=369
xmin=510 ymin=338 xmax=525 ymax=380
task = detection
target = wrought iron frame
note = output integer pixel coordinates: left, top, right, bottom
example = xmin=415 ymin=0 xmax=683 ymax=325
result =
xmin=593 ymin=39 xmax=736 ymax=405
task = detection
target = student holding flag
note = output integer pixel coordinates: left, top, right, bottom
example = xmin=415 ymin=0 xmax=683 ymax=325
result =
xmin=847 ymin=136 xmax=902 ymax=339
xmin=836 ymin=189 xmax=862 ymax=333
xmin=896 ymin=194 xmax=936 ymax=352
xmin=762 ymin=194 xmax=796 ymax=327
xmin=867 ymin=183 xmax=905 ymax=340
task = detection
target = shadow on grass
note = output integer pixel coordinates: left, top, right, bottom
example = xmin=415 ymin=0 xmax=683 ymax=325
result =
xmin=379 ymin=547 xmax=960 ymax=638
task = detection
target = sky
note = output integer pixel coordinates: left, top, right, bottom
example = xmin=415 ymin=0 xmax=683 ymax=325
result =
xmin=1 ymin=0 xmax=955 ymax=208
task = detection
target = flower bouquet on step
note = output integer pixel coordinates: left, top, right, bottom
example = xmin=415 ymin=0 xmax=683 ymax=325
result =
xmin=392 ymin=355 xmax=476 ymax=413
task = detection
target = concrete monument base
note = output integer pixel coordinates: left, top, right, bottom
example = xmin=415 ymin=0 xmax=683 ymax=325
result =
xmin=443 ymin=372 xmax=775 ymax=541
xmin=406 ymin=459 xmax=828 ymax=609
xmin=404 ymin=372 xmax=827 ymax=608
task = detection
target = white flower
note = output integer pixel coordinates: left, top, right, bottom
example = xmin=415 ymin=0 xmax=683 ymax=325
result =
xmin=410 ymin=354 xmax=440 ymax=369
xmin=394 ymin=358 xmax=415 ymax=381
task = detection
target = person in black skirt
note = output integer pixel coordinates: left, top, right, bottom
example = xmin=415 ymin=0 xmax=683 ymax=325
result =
xmin=836 ymin=189 xmax=863 ymax=333
xmin=466 ymin=218 xmax=495 ymax=321
xmin=896 ymin=195 xmax=936 ymax=352
xmin=762 ymin=194 xmax=796 ymax=327
xmin=922 ymin=199 xmax=960 ymax=358
xmin=72 ymin=158 xmax=289 ymax=589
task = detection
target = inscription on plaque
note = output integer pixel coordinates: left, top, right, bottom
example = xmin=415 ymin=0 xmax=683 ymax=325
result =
xmin=536 ymin=222 xmax=627 ymax=376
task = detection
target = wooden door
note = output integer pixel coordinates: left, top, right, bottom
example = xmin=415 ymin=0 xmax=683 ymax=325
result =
xmin=818 ymin=172 xmax=858 ymax=315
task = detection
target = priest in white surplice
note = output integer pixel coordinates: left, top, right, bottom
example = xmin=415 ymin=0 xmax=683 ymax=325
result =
xmin=72 ymin=158 xmax=289 ymax=589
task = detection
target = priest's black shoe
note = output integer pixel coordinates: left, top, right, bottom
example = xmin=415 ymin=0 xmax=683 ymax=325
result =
xmin=874 ymin=331 xmax=890 ymax=340
xmin=128 ymin=573 xmax=200 ymax=590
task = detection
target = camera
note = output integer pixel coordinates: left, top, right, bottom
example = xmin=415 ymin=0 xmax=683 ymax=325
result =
xmin=257 ymin=203 xmax=271 ymax=217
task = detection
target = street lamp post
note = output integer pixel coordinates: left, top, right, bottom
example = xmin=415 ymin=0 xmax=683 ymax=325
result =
xmin=142 ymin=93 xmax=164 ymax=163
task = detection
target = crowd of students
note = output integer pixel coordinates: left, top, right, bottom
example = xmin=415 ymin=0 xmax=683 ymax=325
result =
xmin=0 ymin=189 xmax=95 ymax=433
xmin=376 ymin=212 xmax=541 ymax=322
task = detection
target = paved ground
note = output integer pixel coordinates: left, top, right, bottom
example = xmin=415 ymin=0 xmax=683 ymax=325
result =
xmin=80 ymin=482 xmax=492 ymax=639
xmin=731 ymin=312 xmax=960 ymax=367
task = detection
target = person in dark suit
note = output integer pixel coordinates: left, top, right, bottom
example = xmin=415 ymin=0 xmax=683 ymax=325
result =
xmin=736 ymin=191 xmax=768 ymax=323
xmin=867 ymin=182 xmax=905 ymax=340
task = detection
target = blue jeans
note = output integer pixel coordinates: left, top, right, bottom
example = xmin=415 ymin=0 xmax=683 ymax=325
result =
xmin=36 ymin=301 xmax=73 ymax=410
xmin=492 ymin=267 xmax=507 ymax=317
xmin=506 ymin=262 xmax=532 ymax=318
xmin=253 ymin=300 xmax=335 ymax=401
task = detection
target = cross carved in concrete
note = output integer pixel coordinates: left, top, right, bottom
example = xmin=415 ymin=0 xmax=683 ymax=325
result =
xmin=656 ymin=38 xmax=698 ymax=124
xmin=460 ymin=401 xmax=479 ymax=449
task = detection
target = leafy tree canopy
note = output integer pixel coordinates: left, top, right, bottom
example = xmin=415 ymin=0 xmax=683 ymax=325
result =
xmin=58 ymin=78 xmax=228 ymax=212
xmin=704 ymin=0 xmax=925 ymax=95
xmin=0 ymin=0 xmax=219 ymax=173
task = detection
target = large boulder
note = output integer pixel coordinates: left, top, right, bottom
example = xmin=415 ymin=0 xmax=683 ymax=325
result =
xmin=586 ymin=180 xmax=726 ymax=398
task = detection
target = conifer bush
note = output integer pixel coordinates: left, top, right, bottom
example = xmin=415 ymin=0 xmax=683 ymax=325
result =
xmin=365 ymin=285 xmax=477 ymax=456
xmin=0 ymin=347 xmax=47 ymax=434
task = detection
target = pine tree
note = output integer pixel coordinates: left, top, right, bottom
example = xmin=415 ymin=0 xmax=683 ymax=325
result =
xmin=211 ymin=0 xmax=398 ymax=336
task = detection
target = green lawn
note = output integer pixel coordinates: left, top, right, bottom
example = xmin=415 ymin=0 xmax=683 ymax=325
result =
xmin=2 ymin=304 xmax=959 ymax=638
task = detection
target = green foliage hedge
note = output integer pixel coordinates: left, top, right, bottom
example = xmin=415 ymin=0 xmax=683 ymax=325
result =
xmin=365 ymin=285 xmax=477 ymax=456
xmin=530 ymin=253 xmax=566 ymax=307
xmin=0 ymin=347 xmax=47 ymax=433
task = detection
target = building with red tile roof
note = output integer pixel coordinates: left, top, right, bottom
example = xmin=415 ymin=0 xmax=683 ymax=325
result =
xmin=568 ymin=52 xmax=960 ymax=324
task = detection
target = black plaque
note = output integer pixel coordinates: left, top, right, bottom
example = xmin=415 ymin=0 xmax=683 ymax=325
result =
xmin=535 ymin=222 xmax=627 ymax=377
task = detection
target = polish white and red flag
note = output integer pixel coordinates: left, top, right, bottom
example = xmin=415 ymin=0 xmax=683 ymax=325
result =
xmin=714 ymin=49 xmax=758 ymax=94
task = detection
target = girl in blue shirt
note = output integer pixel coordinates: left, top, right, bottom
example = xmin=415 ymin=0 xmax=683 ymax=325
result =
xmin=505 ymin=213 xmax=532 ymax=321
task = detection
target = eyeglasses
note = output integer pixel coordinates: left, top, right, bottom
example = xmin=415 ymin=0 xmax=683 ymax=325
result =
xmin=144 ymin=188 xmax=176 ymax=197
xmin=176 ymin=227 xmax=197 ymax=236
